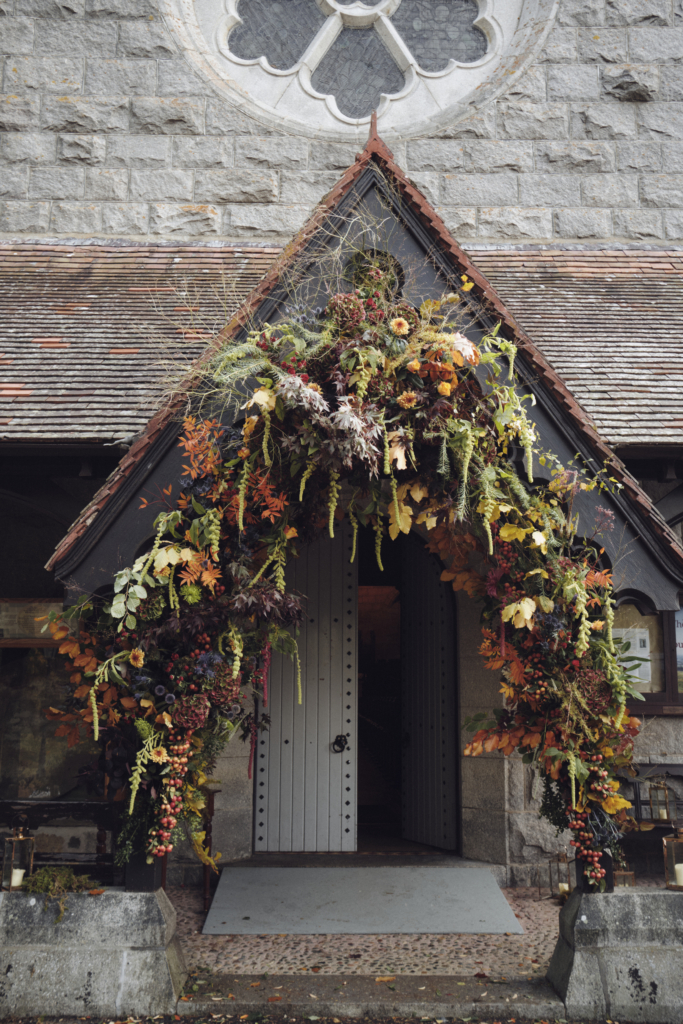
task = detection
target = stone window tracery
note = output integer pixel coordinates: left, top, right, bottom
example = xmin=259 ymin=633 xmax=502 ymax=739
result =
xmin=226 ymin=0 xmax=487 ymax=120
xmin=163 ymin=0 xmax=556 ymax=140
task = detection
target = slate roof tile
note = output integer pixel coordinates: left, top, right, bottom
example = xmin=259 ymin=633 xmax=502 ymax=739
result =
xmin=0 ymin=243 xmax=278 ymax=443
xmin=465 ymin=248 xmax=683 ymax=449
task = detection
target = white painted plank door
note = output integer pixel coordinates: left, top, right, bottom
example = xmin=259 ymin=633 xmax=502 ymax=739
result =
xmin=401 ymin=534 xmax=458 ymax=850
xmin=254 ymin=523 xmax=358 ymax=852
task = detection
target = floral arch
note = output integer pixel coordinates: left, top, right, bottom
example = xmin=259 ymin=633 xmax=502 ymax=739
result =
xmin=45 ymin=248 xmax=643 ymax=889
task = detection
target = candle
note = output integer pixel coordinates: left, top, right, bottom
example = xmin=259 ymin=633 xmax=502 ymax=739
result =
xmin=10 ymin=868 xmax=25 ymax=888
xmin=558 ymin=882 xmax=569 ymax=894
xmin=658 ymin=808 xmax=668 ymax=820
xmin=675 ymin=863 xmax=683 ymax=887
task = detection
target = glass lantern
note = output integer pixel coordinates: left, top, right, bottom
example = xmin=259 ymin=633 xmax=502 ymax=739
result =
xmin=663 ymin=824 xmax=683 ymax=891
xmin=614 ymin=869 xmax=636 ymax=887
xmin=548 ymin=852 xmax=573 ymax=897
xmin=649 ymin=781 xmax=671 ymax=822
xmin=2 ymin=827 xmax=35 ymax=890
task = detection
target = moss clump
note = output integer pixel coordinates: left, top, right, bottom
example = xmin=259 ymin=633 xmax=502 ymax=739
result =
xmin=23 ymin=866 xmax=97 ymax=923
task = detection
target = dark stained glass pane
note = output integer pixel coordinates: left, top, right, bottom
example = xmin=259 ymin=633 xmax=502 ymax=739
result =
xmin=311 ymin=27 xmax=405 ymax=119
xmin=391 ymin=0 xmax=487 ymax=73
xmin=229 ymin=0 xmax=327 ymax=71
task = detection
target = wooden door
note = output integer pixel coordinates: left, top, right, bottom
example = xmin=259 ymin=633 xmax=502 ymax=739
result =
xmin=254 ymin=524 xmax=358 ymax=852
xmin=401 ymin=533 xmax=458 ymax=849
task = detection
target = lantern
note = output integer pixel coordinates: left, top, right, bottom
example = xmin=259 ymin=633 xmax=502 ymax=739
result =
xmin=2 ymin=827 xmax=35 ymax=890
xmin=548 ymin=852 xmax=573 ymax=897
xmin=649 ymin=780 xmax=671 ymax=822
xmin=663 ymin=823 xmax=683 ymax=891
xmin=614 ymin=869 xmax=636 ymax=887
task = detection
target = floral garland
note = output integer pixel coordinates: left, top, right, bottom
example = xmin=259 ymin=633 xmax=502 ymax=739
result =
xmin=46 ymin=260 xmax=642 ymax=886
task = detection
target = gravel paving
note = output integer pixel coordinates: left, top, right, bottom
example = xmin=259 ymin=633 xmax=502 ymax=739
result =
xmin=169 ymin=885 xmax=561 ymax=980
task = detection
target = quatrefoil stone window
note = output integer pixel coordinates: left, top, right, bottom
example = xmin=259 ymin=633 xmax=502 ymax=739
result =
xmin=163 ymin=0 xmax=557 ymax=139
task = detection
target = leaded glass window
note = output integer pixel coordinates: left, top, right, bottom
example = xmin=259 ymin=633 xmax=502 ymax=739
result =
xmin=226 ymin=0 xmax=487 ymax=120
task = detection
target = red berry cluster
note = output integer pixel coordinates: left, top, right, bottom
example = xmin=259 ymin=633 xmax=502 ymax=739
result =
xmin=586 ymin=755 xmax=612 ymax=800
xmin=281 ymin=351 xmax=308 ymax=379
xmin=568 ymin=798 xmax=608 ymax=883
xmin=147 ymin=733 xmax=193 ymax=859
xmin=165 ymin=633 xmax=213 ymax=690
xmin=496 ymin=541 xmax=517 ymax=574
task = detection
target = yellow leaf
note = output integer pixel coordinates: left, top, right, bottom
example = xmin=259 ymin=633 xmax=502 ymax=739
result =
xmin=154 ymin=546 xmax=180 ymax=571
xmin=530 ymin=530 xmax=548 ymax=554
xmin=420 ymin=299 xmax=441 ymax=317
xmin=601 ymin=795 xmax=632 ymax=815
xmin=534 ymin=595 xmax=554 ymax=614
xmin=388 ymin=501 xmax=412 ymax=540
xmin=499 ymin=524 xmax=531 ymax=542
xmin=502 ymin=597 xmax=536 ymax=630
xmin=246 ymin=387 xmax=277 ymax=411
xmin=410 ymin=481 xmax=429 ymax=504
xmin=525 ymin=568 xmax=549 ymax=579
xmin=387 ymin=431 xmax=407 ymax=470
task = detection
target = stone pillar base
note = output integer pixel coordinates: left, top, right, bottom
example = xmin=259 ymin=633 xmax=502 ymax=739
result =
xmin=547 ymin=887 xmax=683 ymax=1024
xmin=0 ymin=889 xmax=187 ymax=1016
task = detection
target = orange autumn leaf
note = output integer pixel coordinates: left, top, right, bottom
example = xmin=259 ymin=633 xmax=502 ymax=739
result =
xmin=59 ymin=639 xmax=80 ymax=657
xmin=74 ymin=684 xmax=90 ymax=699
xmin=509 ymin=659 xmax=526 ymax=685
xmin=522 ymin=731 xmax=542 ymax=748
xmin=483 ymin=734 xmax=500 ymax=752
xmin=120 ymin=696 xmax=138 ymax=710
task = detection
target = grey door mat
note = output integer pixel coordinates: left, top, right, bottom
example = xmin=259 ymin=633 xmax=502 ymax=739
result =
xmin=176 ymin=973 xmax=563 ymax=1018
xmin=203 ymin=865 xmax=523 ymax=935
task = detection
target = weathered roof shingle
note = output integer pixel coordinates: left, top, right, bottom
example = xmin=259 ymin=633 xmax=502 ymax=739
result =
xmin=465 ymin=248 xmax=683 ymax=449
xmin=0 ymin=244 xmax=278 ymax=443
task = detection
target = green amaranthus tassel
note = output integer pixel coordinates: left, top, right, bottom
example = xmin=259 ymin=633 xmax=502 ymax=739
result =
xmin=299 ymin=458 xmax=316 ymax=502
xmin=328 ymin=470 xmax=341 ymax=538
xmin=237 ymin=461 xmax=249 ymax=533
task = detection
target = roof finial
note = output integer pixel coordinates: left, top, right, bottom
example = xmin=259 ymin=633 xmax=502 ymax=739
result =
xmin=358 ymin=110 xmax=394 ymax=162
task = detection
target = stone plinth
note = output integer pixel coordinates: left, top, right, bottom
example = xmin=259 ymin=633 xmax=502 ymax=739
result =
xmin=547 ymin=888 xmax=683 ymax=1024
xmin=0 ymin=889 xmax=187 ymax=1016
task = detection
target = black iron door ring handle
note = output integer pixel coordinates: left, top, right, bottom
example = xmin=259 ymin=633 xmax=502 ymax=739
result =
xmin=332 ymin=734 xmax=348 ymax=753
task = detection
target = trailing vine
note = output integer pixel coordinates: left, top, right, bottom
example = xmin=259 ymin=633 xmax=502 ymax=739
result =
xmin=44 ymin=257 xmax=643 ymax=886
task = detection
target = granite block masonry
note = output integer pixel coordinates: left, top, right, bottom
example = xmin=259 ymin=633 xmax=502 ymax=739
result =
xmin=3 ymin=0 xmax=683 ymax=242
xmin=0 ymin=889 xmax=187 ymax=1016
xmin=547 ymin=887 xmax=683 ymax=1023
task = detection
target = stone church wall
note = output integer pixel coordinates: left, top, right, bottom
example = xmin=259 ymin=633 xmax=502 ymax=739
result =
xmin=1 ymin=0 xmax=683 ymax=244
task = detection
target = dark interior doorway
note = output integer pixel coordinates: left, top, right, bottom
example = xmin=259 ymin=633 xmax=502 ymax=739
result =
xmin=356 ymin=526 xmax=459 ymax=855
xmin=357 ymin=528 xmax=404 ymax=850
